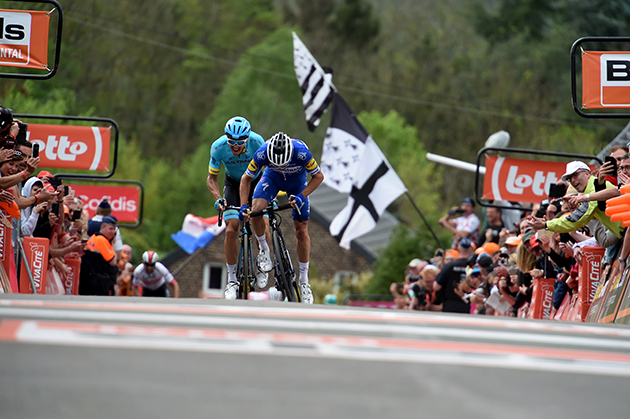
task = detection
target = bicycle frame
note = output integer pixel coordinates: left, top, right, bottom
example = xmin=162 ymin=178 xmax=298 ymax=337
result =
xmin=250 ymin=200 xmax=301 ymax=302
xmin=236 ymin=218 xmax=256 ymax=300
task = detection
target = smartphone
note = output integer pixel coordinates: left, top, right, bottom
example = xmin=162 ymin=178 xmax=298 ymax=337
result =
xmin=72 ymin=209 xmax=82 ymax=221
xmin=51 ymin=202 xmax=59 ymax=214
xmin=63 ymin=185 xmax=69 ymax=196
xmin=605 ymin=156 xmax=618 ymax=178
xmin=548 ymin=183 xmax=567 ymax=199
xmin=32 ymin=143 xmax=39 ymax=158
xmin=49 ymin=176 xmax=62 ymax=189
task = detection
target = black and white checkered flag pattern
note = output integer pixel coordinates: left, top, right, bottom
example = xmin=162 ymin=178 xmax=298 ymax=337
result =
xmin=293 ymin=32 xmax=334 ymax=131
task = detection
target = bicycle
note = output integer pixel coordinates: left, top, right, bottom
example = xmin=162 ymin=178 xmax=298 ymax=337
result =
xmin=249 ymin=198 xmax=302 ymax=302
xmin=218 ymin=206 xmax=256 ymax=300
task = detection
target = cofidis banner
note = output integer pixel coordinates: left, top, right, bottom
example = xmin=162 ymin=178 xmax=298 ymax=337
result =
xmin=0 ymin=9 xmax=49 ymax=69
xmin=582 ymin=51 xmax=630 ymax=109
xmin=71 ymin=185 xmax=140 ymax=223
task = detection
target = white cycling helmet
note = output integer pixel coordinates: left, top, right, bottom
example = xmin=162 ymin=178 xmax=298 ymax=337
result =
xmin=267 ymin=132 xmax=293 ymax=167
xmin=142 ymin=250 xmax=159 ymax=265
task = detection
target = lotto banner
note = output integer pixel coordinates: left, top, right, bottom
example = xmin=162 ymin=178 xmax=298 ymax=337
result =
xmin=527 ymin=277 xmax=555 ymax=320
xmin=19 ymin=237 xmax=49 ymax=294
xmin=582 ymin=51 xmax=630 ymax=109
xmin=578 ymin=247 xmax=605 ymax=322
xmin=27 ymin=124 xmax=111 ymax=171
xmin=70 ymin=184 xmax=140 ymax=223
xmin=483 ymin=156 xmax=568 ymax=204
xmin=0 ymin=9 xmax=49 ymax=69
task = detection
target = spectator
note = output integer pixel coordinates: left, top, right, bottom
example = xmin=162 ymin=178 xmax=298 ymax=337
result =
xmin=504 ymin=236 xmax=521 ymax=257
xmin=476 ymin=206 xmax=504 ymax=248
xmin=390 ymin=258 xmax=426 ymax=309
xmin=528 ymin=161 xmax=623 ymax=241
xmin=79 ymin=215 xmax=119 ymax=296
xmin=133 ymin=251 xmax=179 ymax=298
xmin=88 ymin=198 xmax=124 ymax=259
xmin=409 ymin=264 xmax=441 ymax=311
xmin=439 ymin=197 xmax=480 ymax=244
xmin=116 ymin=244 xmax=134 ymax=296
xmin=20 ymin=177 xmax=49 ymax=237
xmin=434 ymin=237 xmax=476 ymax=313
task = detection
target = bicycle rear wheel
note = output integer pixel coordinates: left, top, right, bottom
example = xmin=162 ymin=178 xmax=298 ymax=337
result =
xmin=273 ymin=230 xmax=297 ymax=302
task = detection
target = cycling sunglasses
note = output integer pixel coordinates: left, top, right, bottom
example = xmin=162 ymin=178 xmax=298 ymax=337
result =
xmin=227 ymin=136 xmax=248 ymax=146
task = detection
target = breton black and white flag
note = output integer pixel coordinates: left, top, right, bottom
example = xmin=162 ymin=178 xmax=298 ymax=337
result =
xmin=293 ymin=32 xmax=335 ymax=131
xmin=326 ymin=93 xmax=407 ymax=249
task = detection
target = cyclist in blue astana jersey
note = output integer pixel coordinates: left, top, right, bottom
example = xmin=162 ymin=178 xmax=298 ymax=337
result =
xmin=207 ymin=116 xmax=270 ymax=299
xmin=239 ymin=132 xmax=324 ymax=304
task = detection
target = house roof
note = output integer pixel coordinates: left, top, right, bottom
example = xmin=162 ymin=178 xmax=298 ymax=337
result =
xmin=308 ymin=183 xmax=400 ymax=263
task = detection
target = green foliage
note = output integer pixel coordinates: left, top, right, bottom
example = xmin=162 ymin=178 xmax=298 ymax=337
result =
xmin=199 ymin=26 xmax=325 ymax=153
xmin=358 ymin=110 xmax=443 ymax=220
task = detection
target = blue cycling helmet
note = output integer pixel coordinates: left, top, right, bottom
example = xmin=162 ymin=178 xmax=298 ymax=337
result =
xmin=225 ymin=116 xmax=251 ymax=140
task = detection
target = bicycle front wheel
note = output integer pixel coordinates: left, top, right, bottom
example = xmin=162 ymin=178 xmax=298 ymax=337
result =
xmin=241 ymin=232 xmax=252 ymax=300
xmin=273 ymin=230 xmax=297 ymax=302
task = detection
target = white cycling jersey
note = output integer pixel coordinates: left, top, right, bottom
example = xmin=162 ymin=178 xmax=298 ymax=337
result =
xmin=133 ymin=262 xmax=174 ymax=290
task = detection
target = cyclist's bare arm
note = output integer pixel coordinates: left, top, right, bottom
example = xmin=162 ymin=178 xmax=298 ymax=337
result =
xmin=299 ymin=171 xmax=324 ymax=198
xmin=239 ymin=173 xmax=254 ymax=209
xmin=207 ymin=173 xmax=223 ymax=201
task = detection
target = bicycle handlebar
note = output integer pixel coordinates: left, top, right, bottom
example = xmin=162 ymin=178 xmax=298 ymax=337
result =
xmin=252 ymin=202 xmax=302 ymax=223
xmin=218 ymin=200 xmax=302 ymax=224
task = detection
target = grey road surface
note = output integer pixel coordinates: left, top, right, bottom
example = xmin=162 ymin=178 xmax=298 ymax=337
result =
xmin=1 ymin=294 xmax=629 ymax=419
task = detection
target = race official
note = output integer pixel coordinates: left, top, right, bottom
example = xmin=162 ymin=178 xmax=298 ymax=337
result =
xmin=79 ymin=215 xmax=119 ymax=296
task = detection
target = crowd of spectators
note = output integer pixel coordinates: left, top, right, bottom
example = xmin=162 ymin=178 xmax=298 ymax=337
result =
xmin=0 ymin=105 xmax=175 ymax=298
xmin=392 ymin=147 xmax=628 ymax=316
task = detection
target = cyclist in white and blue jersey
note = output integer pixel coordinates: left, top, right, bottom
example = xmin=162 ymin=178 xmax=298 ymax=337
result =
xmin=206 ymin=116 xmax=270 ymax=299
xmin=239 ymin=132 xmax=324 ymax=304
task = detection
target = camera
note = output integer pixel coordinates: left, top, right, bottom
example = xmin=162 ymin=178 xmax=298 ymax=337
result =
xmin=409 ymin=275 xmax=422 ymax=282
xmin=49 ymin=175 xmax=62 ymax=189
xmin=16 ymin=122 xmax=27 ymax=143
xmin=448 ymin=207 xmax=466 ymax=216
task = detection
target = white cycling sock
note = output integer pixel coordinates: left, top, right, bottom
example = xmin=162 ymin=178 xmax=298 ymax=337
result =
xmin=227 ymin=263 xmax=237 ymax=283
xmin=257 ymin=235 xmax=270 ymax=253
xmin=299 ymin=261 xmax=309 ymax=285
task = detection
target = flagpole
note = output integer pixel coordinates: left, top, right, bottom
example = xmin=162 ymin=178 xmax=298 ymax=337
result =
xmin=404 ymin=192 xmax=445 ymax=250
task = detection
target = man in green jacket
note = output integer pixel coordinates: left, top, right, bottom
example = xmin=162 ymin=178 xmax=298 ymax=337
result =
xmin=528 ymin=161 xmax=623 ymax=239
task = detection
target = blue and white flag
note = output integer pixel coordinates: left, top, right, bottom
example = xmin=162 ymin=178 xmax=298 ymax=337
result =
xmin=171 ymin=214 xmax=225 ymax=254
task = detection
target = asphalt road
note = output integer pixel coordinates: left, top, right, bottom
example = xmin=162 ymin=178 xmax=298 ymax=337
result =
xmin=1 ymin=294 xmax=629 ymax=419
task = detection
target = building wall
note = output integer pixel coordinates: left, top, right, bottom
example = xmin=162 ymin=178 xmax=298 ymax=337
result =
xmin=168 ymin=218 xmax=373 ymax=298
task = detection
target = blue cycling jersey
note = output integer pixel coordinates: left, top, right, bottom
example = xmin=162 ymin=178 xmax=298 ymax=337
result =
xmin=245 ymin=139 xmax=320 ymax=180
xmin=208 ymin=132 xmax=265 ymax=180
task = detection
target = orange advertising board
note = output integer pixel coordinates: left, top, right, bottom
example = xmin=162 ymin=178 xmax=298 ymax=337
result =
xmin=71 ymin=185 xmax=140 ymax=223
xmin=578 ymin=247 xmax=605 ymax=322
xmin=19 ymin=237 xmax=49 ymax=294
xmin=0 ymin=9 xmax=49 ymax=69
xmin=527 ymin=277 xmax=555 ymax=320
xmin=0 ymin=221 xmax=13 ymax=290
xmin=582 ymin=51 xmax=630 ymax=109
xmin=27 ymin=123 xmax=111 ymax=171
xmin=483 ymin=156 xmax=569 ymax=204
xmin=62 ymin=257 xmax=81 ymax=295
